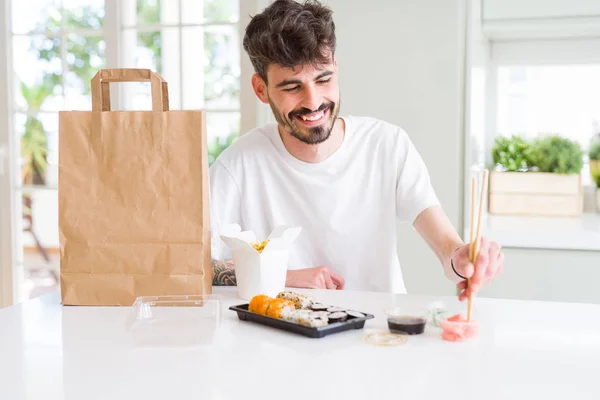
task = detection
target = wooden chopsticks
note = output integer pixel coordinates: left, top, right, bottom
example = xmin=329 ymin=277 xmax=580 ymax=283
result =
xmin=467 ymin=169 xmax=488 ymax=322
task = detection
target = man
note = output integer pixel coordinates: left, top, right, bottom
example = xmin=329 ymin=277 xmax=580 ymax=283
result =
xmin=210 ymin=0 xmax=503 ymax=300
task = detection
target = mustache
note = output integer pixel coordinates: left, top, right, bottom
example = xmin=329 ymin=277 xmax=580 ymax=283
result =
xmin=289 ymin=102 xmax=334 ymax=119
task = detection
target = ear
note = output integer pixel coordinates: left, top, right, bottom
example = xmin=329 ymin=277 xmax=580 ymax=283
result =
xmin=251 ymin=74 xmax=269 ymax=104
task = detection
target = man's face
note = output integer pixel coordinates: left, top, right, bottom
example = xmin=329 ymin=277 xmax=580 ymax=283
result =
xmin=258 ymin=60 xmax=340 ymax=145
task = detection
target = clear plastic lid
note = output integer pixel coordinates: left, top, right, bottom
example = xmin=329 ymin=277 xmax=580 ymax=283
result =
xmin=126 ymin=294 xmax=222 ymax=348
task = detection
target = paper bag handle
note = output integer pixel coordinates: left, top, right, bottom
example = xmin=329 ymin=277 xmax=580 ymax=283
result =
xmin=91 ymin=68 xmax=170 ymax=112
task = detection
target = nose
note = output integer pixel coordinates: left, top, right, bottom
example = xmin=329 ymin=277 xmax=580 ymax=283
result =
xmin=301 ymin=84 xmax=322 ymax=112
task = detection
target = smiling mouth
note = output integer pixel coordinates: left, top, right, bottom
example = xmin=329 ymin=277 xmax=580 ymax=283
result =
xmin=293 ymin=106 xmax=331 ymax=126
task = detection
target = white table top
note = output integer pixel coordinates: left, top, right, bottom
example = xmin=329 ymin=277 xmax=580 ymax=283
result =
xmin=1 ymin=287 xmax=599 ymax=400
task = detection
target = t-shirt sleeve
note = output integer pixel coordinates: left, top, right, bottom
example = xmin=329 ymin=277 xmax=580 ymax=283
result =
xmin=395 ymin=128 xmax=441 ymax=224
xmin=209 ymin=160 xmax=242 ymax=261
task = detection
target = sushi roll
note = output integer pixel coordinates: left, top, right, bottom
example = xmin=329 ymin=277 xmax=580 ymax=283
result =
xmin=283 ymin=309 xmax=312 ymax=324
xmin=308 ymin=315 xmax=329 ymax=328
xmin=297 ymin=311 xmax=328 ymax=328
xmin=265 ymin=298 xmax=295 ymax=319
xmin=248 ymin=294 xmax=270 ymax=314
xmin=327 ymin=312 xmax=348 ymax=323
xmin=277 ymin=290 xmax=314 ymax=309
xmin=346 ymin=310 xmax=365 ymax=319
xmin=309 ymin=311 xmax=330 ymax=319
xmin=310 ymin=303 xmax=329 ymax=311
xmin=285 ymin=309 xmax=328 ymax=327
xmin=256 ymin=298 xmax=273 ymax=315
xmin=327 ymin=306 xmax=346 ymax=313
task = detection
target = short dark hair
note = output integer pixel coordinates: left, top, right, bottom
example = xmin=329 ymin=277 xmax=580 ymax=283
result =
xmin=243 ymin=0 xmax=336 ymax=82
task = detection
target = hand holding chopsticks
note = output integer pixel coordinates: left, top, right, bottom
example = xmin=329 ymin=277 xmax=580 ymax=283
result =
xmin=450 ymin=169 xmax=504 ymax=318
xmin=467 ymin=170 xmax=488 ymax=321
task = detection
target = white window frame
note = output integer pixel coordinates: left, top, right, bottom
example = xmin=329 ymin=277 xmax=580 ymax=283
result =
xmin=483 ymin=38 xmax=600 ymax=167
xmin=0 ymin=0 xmax=16 ymax=307
xmin=463 ymin=33 xmax=600 ymax=247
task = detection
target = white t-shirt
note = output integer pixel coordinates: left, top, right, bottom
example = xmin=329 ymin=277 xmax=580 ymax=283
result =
xmin=208 ymin=115 xmax=440 ymax=293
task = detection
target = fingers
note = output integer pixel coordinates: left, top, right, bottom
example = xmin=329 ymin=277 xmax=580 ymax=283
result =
xmin=310 ymin=274 xmax=325 ymax=289
xmin=455 ymin=239 xmax=504 ymax=301
xmin=312 ymin=266 xmax=338 ymax=290
xmin=322 ymin=269 xmax=337 ymax=290
xmin=460 ymin=262 xmax=475 ymax=280
xmin=496 ymin=264 xmax=504 ymax=277
xmin=454 ymin=246 xmax=474 ymax=279
xmin=457 ymin=280 xmax=469 ymax=301
xmin=496 ymin=253 xmax=504 ymax=276
xmin=484 ymin=256 xmax=498 ymax=281
xmin=484 ymin=249 xmax=504 ymax=285
xmin=471 ymin=238 xmax=490 ymax=287
xmin=290 ymin=266 xmax=346 ymax=290
xmin=328 ymin=269 xmax=346 ymax=290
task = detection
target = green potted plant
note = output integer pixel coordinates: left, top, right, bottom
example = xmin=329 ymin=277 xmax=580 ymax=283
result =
xmin=526 ymin=135 xmax=584 ymax=175
xmin=489 ymin=134 xmax=584 ymax=217
xmin=589 ymin=140 xmax=600 ymax=211
xmin=491 ymin=134 xmax=531 ymax=172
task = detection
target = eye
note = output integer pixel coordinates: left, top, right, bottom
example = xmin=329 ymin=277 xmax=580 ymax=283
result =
xmin=282 ymin=86 xmax=300 ymax=92
xmin=317 ymin=78 xmax=331 ymax=84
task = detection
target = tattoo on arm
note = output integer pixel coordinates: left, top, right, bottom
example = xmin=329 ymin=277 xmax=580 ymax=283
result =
xmin=212 ymin=259 xmax=236 ymax=286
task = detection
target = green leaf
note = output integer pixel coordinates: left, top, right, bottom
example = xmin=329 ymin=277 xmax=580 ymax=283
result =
xmin=491 ymin=135 xmax=531 ymax=172
xmin=526 ymin=135 xmax=583 ymax=174
xmin=20 ymin=115 xmax=48 ymax=184
xmin=590 ymin=161 xmax=600 ymax=188
xmin=208 ymin=133 xmax=239 ymax=165
xmin=589 ymin=140 xmax=600 ymax=161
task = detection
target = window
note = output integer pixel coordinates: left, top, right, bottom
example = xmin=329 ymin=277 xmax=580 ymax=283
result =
xmin=119 ymin=0 xmax=241 ymax=166
xmin=494 ymin=64 xmax=600 ymax=186
xmin=10 ymin=0 xmax=107 ymax=302
xmin=4 ymin=0 xmax=242 ymax=303
xmin=497 ymin=65 xmax=600 ymax=150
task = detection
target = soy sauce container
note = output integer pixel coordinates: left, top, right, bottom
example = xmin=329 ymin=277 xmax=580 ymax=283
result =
xmin=384 ymin=307 xmax=430 ymax=335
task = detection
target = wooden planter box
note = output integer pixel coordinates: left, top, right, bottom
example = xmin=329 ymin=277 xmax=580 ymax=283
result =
xmin=488 ymin=171 xmax=583 ymax=217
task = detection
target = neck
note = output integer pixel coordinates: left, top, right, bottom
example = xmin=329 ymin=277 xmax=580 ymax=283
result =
xmin=278 ymin=118 xmax=345 ymax=163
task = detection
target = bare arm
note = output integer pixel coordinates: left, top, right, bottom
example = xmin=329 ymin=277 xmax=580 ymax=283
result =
xmin=211 ymin=259 xmax=345 ymax=290
xmin=412 ymin=205 xmax=465 ymax=284
xmin=212 ymin=259 xmax=237 ymax=286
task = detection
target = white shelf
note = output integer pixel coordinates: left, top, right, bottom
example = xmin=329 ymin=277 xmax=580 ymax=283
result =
xmin=464 ymin=212 xmax=600 ymax=251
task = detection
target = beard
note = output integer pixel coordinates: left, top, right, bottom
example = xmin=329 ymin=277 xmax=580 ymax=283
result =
xmin=268 ymin=96 xmax=340 ymax=145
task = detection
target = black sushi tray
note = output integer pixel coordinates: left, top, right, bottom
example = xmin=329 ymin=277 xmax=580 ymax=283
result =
xmin=229 ymin=303 xmax=375 ymax=339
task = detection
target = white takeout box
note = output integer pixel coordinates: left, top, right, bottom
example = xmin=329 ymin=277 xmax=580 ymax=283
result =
xmin=220 ymin=223 xmax=302 ymax=300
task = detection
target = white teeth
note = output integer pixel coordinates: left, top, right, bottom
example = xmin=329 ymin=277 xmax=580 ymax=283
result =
xmin=300 ymin=111 xmax=324 ymax=121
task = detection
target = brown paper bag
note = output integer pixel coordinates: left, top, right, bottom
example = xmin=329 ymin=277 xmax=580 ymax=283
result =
xmin=58 ymin=68 xmax=212 ymax=306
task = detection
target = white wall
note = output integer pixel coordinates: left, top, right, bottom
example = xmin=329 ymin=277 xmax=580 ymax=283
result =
xmin=482 ymin=0 xmax=600 ymax=20
xmin=320 ymin=0 xmax=468 ymax=296
xmin=0 ymin=0 xmax=17 ymax=307
xmin=482 ymin=0 xmax=600 ymax=40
